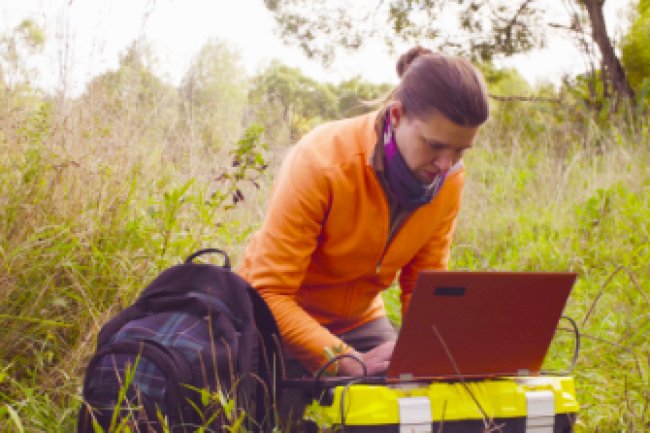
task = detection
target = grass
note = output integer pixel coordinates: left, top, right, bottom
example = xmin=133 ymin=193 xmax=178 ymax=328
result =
xmin=463 ymin=107 xmax=649 ymax=433
xmin=0 ymin=83 xmax=649 ymax=432
xmin=385 ymin=104 xmax=650 ymax=432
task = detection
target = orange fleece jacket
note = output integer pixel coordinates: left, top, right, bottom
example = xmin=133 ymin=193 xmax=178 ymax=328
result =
xmin=237 ymin=111 xmax=464 ymax=372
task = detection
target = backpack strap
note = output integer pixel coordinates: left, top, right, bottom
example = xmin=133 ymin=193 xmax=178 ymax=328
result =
xmin=184 ymin=248 xmax=231 ymax=269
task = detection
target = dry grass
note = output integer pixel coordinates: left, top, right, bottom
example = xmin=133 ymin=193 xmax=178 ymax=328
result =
xmin=0 ymin=61 xmax=648 ymax=432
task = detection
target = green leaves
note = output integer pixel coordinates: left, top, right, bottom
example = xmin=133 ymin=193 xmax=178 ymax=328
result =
xmin=263 ymin=0 xmax=546 ymax=64
xmin=622 ymin=0 xmax=650 ymax=100
xmin=181 ymin=39 xmax=249 ymax=152
xmin=248 ymin=61 xmax=392 ymax=145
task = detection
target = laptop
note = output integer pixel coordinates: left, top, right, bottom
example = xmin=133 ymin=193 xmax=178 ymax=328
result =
xmin=386 ymin=271 xmax=577 ymax=381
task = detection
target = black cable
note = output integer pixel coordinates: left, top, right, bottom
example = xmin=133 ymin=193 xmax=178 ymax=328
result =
xmin=339 ymin=377 xmax=365 ymax=433
xmin=313 ymin=315 xmax=581 ymax=431
xmin=310 ymin=353 xmax=367 ymax=433
xmin=541 ymin=315 xmax=581 ymax=376
xmin=312 ymin=353 xmax=368 ymax=382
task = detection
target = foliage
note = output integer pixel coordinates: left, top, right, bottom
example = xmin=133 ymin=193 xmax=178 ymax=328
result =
xmin=332 ymin=76 xmax=393 ymax=117
xmin=0 ymin=12 xmax=649 ymax=432
xmin=622 ymin=0 xmax=650 ymax=101
xmin=479 ymin=63 xmax=531 ymax=96
xmin=263 ymin=0 xmax=546 ymax=63
xmin=383 ymin=105 xmax=650 ymax=432
xmin=0 ymin=19 xmax=48 ymax=148
xmin=0 ymin=116 xmax=269 ymax=430
xmin=0 ymin=18 xmax=45 ymax=88
xmin=248 ymin=60 xmax=339 ymax=143
xmin=180 ymin=39 xmax=249 ymax=152
xmin=264 ymin=0 xmax=636 ymax=103
xmin=80 ymin=40 xmax=181 ymax=151
xmin=248 ymin=61 xmax=392 ymax=145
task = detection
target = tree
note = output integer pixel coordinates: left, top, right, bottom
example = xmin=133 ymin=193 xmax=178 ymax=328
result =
xmin=583 ymin=0 xmax=634 ymax=99
xmin=0 ymin=19 xmax=47 ymax=144
xmin=333 ymin=77 xmax=393 ymax=117
xmin=80 ymin=40 xmax=180 ymax=149
xmin=180 ymin=39 xmax=249 ymax=152
xmin=248 ymin=60 xmax=338 ymax=143
xmin=0 ymin=18 xmax=45 ymax=89
xmin=622 ymin=0 xmax=650 ymax=97
xmin=264 ymin=0 xmax=635 ymax=102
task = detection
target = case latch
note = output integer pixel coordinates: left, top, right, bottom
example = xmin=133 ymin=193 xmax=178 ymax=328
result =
xmin=526 ymin=390 xmax=555 ymax=433
xmin=398 ymin=396 xmax=432 ymax=433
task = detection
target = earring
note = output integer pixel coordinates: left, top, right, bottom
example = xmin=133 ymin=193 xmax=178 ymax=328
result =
xmin=384 ymin=127 xmax=391 ymax=144
xmin=383 ymin=111 xmax=392 ymax=144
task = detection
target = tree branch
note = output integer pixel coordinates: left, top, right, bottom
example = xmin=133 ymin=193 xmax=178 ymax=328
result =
xmin=489 ymin=93 xmax=562 ymax=103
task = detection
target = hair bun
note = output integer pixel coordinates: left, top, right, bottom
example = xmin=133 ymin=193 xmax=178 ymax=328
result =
xmin=396 ymin=46 xmax=433 ymax=78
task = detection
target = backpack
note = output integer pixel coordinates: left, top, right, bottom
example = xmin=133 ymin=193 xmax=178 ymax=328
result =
xmin=77 ymin=248 xmax=282 ymax=433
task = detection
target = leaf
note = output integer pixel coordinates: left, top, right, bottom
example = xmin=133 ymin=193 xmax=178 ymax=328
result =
xmin=5 ymin=405 xmax=25 ymax=433
xmin=201 ymin=388 xmax=210 ymax=406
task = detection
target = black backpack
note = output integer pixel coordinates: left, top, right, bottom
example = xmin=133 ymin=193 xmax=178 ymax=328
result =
xmin=77 ymin=248 xmax=282 ymax=433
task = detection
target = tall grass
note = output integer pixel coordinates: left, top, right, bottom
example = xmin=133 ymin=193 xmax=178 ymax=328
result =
xmin=457 ymin=104 xmax=649 ymax=432
xmin=1 ymin=80 xmax=648 ymax=431
xmin=386 ymin=102 xmax=650 ymax=432
xmin=0 ymin=83 xmax=269 ymax=431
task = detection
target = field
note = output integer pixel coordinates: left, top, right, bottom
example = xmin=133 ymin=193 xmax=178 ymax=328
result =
xmin=0 ymin=53 xmax=649 ymax=431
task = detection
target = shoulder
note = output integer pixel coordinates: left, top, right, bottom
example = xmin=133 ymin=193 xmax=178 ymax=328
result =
xmin=435 ymin=161 xmax=465 ymax=208
xmin=447 ymin=160 xmax=465 ymax=181
xmin=443 ymin=160 xmax=465 ymax=191
xmin=293 ymin=111 xmax=379 ymax=168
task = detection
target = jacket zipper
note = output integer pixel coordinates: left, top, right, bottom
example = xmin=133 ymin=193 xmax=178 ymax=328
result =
xmin=375 ymin=208 xmax=413 ymax=274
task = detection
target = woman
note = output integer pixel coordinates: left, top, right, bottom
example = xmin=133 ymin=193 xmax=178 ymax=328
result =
xmin=238 ymin=47 xmax=489 ymax=379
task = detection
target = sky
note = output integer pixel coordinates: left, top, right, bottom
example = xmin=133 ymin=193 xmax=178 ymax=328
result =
xmin=0 ymin=0 xmax=633 ymax=96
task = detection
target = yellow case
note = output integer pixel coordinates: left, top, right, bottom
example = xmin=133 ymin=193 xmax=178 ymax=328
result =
xmin=304 ymin=376 xmax=579 ymax=433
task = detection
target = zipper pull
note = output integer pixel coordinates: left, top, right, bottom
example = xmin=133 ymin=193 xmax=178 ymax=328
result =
xmin=376 ymin=260 xmax=383 ymax=274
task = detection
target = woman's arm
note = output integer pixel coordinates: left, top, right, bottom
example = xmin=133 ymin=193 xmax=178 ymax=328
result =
xmin=245 ymin=145 xmax=354 ymax=372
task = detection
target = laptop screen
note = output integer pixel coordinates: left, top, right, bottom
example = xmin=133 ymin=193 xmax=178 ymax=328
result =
xmin=386 ymin=271 xmax=576 ymax=380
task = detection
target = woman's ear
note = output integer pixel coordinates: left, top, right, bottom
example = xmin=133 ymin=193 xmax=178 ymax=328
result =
xmin=388 ymin=101 xmax=404 ymax=128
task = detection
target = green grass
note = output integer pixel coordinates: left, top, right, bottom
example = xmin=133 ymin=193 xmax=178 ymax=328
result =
xmin=461 ymin=111 xmax=649 ymax=432
xmin=1 ymin=92 xmax=649 ymax=432
xmin=383 ymin=106 xmax=650 ymax=432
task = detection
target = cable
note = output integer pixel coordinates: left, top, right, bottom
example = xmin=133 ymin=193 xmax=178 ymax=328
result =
xmin=312 ymin=353 xmax=368 ymax=382
xmin=541 ymin=315 xmax=581 ymax=376
xmin=431 ymin=324 xmax=503 ymax=433
xmin=314 ymin=315 xmax=581 ymax=431
xmin=338 ymin=377 xmax=365 ymax=433
xmin=310 ymin=353 xmax=367 ymax=433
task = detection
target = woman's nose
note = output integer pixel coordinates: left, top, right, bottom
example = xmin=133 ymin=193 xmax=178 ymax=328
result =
xmin=434 ymin=153 xmax=453 ymax=172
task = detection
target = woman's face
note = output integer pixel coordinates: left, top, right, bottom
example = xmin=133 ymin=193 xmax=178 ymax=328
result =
xmin=390 ymin=103 xmax=480 ymax=184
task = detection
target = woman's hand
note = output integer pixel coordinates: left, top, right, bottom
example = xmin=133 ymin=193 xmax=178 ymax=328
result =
xmin=337 ymin=341 xmax=396 ymax=376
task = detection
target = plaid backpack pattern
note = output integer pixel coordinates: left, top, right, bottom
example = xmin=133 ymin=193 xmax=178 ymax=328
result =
xmin=77 ymin=249 xmax=280 ymax=433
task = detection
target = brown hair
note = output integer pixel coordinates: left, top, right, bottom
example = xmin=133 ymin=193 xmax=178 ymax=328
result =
xmin=386 ymin=47 xmax=489 ymax=127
